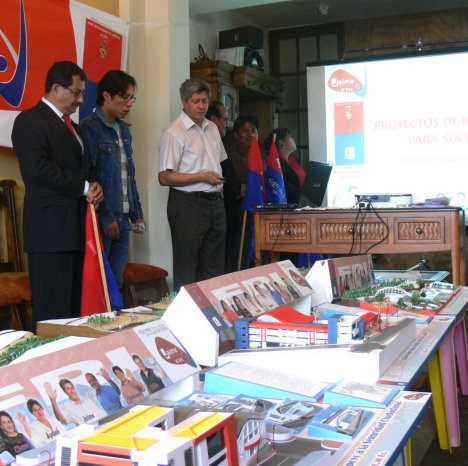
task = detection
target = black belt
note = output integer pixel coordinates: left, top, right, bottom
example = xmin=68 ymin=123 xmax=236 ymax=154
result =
xmin=172 ymin=188 xmax=221 ymax=201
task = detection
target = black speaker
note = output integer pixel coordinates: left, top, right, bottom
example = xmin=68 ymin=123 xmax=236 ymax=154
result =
xmin=219 ymin=26 xmax=263 ymax=50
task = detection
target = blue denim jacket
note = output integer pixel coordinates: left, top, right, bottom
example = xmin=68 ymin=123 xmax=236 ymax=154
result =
xmin=80 ymin=107 xmax=143 ymax=227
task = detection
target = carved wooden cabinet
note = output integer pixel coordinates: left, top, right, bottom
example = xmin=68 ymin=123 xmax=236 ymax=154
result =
xmin=255 ymin=208 xmax=466 ymax=284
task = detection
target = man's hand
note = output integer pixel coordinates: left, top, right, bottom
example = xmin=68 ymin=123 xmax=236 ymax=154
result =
xmin=237 ymin=183 xmax=247 ymax=199
xmin=104 ymin=221 xmax=119 ymax=240
xmin=44 ymin=381 xmax=57 ymax=401
xmin=202 ymin=171 xmax=225 ymax=186
xmin=99 ymin=367 xmax=110 ymax=381
xmin=86 ymin=182 xmax=104 ymax=206
xmin=133 ymin=218 xmax=146 ymax=234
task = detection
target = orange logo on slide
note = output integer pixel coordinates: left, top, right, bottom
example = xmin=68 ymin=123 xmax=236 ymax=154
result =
xmin=328 ymin=69 xmax=363 ymax=93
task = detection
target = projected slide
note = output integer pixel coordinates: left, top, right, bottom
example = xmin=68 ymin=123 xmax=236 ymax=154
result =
xmin=307 ymin=50 xmax=468 ymax=208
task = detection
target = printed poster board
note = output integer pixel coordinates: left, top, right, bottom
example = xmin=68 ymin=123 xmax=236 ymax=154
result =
xmin=0 ymin=320 xmax=199 ymax=464
xmin=163 ymin=260 xmax=314 ymax=366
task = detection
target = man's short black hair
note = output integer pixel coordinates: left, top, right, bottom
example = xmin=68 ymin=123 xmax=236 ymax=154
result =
xmin=97 ymin=70 xmax=136 ymax=106
xmin=112 ymin=365 xmax=123 ymax=375
xmin=59 ymin=378 xmax=73 ymax=392
xmin=233 ymin=115 xmax=259 ymax=133
xmin=45 ymin=61 xmax=86 ymax=93
xmin=206 ymin=101 xmax=224 ymax=120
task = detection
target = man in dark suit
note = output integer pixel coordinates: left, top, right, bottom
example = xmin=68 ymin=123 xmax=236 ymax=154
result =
xmin=11 ymin=61 xmax=103 ymax=329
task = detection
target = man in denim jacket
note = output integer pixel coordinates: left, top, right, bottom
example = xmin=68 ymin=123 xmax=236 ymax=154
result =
xmin=80 ymin=70 xmax=144 ymax=288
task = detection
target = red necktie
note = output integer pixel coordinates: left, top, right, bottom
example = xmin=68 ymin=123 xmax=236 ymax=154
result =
xmin=63 ymin=114 xmax=80 ymax=143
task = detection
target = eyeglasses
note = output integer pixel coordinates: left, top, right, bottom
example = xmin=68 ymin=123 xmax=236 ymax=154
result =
xmin=62 ymin=86 xmax=86 ymax=98
xmin=118 ymin=93 xmax=136 ymax=103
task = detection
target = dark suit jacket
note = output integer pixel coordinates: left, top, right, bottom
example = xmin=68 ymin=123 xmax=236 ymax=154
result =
xmin=12 ymin=100 xmax=90 ymax=253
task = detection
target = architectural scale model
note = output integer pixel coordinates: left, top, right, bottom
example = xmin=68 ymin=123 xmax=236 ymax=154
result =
xmin=342 ymin=280 xmax=459 ymax=316
xmin=55 ymin=404 xmax=242 ymax=466
xmin=235 ymin=307 xmax=367 ymax=349
xmin=36 ymin=311 xmax=160 ymax=338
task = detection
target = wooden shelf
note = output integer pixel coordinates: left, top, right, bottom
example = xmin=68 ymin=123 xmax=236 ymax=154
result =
xmin=190 ymin=60 xmax=235 ymax=85
xmin=233 ymin=65 xmax=283 ymax=99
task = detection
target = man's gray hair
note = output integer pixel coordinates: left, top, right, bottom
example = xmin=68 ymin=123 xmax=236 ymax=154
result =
xmin=180 ymin=78 xmax=211 ymax=101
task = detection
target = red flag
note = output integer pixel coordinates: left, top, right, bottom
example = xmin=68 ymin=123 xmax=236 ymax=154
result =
xmin=81 ymin=204 xmax=110 ymax=316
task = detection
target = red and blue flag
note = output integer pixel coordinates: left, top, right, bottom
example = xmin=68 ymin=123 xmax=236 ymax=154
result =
xmin=242 ymin=135 xmax=266 ymax=211
xmin=265 ymin=135 xmax=287 ymax=203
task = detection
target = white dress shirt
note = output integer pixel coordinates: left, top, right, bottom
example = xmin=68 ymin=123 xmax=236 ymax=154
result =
xmin=158 ymin=111 xmax=227 ymax=193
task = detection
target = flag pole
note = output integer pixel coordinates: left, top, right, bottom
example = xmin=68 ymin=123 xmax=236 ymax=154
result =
xmin=90 ymin=204 xmax=111 ymax=312
xmin=237 ymin=210 xmax=248 ymax=271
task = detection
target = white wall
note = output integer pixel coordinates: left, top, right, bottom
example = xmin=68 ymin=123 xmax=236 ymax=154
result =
xmin=120 ymin=0 xmax=190 ymax=290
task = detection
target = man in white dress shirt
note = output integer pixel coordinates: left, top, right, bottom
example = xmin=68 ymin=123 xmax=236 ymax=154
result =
xmin=158 ymin=78 xmax=227 ymax=291
xmin=44 ymin=379 xmax=105 ymax=427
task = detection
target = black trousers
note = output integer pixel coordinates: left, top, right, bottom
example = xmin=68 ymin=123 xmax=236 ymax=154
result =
xmin=28 ymin=251 xmax=83 ymax=330
xmin=167 ymin=189 xmax=226 ymax=291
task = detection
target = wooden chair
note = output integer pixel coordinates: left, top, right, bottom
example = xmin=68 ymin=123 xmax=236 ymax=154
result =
xmin=0 ymin=179 xmax=31 ymax=329
xmin=122 ymin=262 xmax=169 ymax=308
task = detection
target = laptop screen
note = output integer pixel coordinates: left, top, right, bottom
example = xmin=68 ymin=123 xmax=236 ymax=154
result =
xmin=298 ymin=161 xmax=333 ymax=208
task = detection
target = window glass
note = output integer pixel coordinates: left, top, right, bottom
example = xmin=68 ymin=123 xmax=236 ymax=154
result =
xmin=300 ymin=111 xmax=309 ymax=146
xmin=281 ymin=112 xmax=299 ymax=140
xmin=279 ymin=38 xmax=297 ymax=73
xmin=300 ymin=74 xmax=308 ymax=108
xmin=320 ymin=34 xmax=338 ymax=60
xmin=299 ymin=36 xmax=317 ymax=69
xmin=281 ymin=75 xmax=298 ymax=111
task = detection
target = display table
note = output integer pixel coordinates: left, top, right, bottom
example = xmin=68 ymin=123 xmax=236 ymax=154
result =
xmin=352 ymin=287 xmax=468 ymax=451
xmin=5 ymin=264 xmax=467 ymax=464
xmin=254 ymin=207 xmax=465 ymax=284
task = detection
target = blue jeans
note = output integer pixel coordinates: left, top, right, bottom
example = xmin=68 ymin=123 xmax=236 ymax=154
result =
xmin=101 ymin=215 xmax=130 ymax=288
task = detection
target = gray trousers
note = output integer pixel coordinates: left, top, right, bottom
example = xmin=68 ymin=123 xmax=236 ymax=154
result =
xmin=167 ymin=188 xmax=226 ymax=291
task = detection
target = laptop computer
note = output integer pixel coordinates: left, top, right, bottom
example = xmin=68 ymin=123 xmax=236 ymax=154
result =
xmin=253 ymin=160 xmax=333 ymax=210
xmin=298 ymin=160 xmax=333 ymax=208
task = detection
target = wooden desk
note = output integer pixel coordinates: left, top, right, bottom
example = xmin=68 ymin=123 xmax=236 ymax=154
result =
xmin=254 ymin=207 xmax=466 ymax=285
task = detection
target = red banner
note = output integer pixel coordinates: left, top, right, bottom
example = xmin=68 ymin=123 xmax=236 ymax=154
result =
xmin=0 ymin=0 xmax=76 ymax=111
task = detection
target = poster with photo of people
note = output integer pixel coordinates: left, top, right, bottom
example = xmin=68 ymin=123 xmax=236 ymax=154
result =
xmin=186 ymin=260 xmax=314 ymax=326
xmin=0 ymin=320 xmax=198 ymax=464
xmin=162 ymin=261 xmax=314 ymax=367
